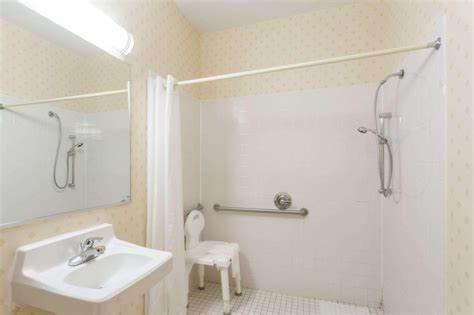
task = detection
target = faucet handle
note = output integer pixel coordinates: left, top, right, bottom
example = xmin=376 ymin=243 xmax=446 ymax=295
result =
xmin=80 ymin=237 xmax=103 ymax=251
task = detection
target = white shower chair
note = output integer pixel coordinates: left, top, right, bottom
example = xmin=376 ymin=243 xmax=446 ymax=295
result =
xmin=184 ymin=209 xmax=242 ymax=315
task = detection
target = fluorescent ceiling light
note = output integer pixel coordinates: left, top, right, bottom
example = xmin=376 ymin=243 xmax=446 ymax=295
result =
xmin=18 ymin=0 xmax=134 ymax=57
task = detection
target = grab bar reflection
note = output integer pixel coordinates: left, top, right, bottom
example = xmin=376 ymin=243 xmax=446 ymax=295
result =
xmin=213 ymin=204 xmax=308 ymax=217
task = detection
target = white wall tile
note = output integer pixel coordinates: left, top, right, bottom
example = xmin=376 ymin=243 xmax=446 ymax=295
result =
xmin=0 ymin=103 xmax=130 ymax=226
xmin=381 ymin=18 xmax=446 ymax=315
xmin=201 ymin=83 xmax=382 ymax=307
xmin=180 ymin=91 xmax=201 ymax=211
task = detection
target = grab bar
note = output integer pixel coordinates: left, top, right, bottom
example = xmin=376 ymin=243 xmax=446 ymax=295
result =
xmin=213 ymin=204 xmax=308 ymax=217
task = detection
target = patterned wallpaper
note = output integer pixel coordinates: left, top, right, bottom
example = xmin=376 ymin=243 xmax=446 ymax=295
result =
xmin=0 ymin=1 xmax=200 ymax=314
xmin=1 ymin=19 xmax=88 ymax=100
xmin=199 ymin=2 xmax=392 ymax=100
xmin=199 ymin=1 xmax=472 ymax=314
xmin=0 ymin=0 xmax=471 ymax=314
xmin=0 ymin=18 xmax=129 ymax=113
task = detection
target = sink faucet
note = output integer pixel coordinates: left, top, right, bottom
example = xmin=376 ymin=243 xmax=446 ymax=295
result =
xmin=68 ymin=237 xmax=106 ymax=266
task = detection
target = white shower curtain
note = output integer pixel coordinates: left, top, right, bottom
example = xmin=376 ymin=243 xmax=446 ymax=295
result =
xmin=146 ymin=73 xmax=187 ymax=315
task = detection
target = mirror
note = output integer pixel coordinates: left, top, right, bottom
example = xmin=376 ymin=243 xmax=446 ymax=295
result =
xmin=0 ymin=2 xmax=131 ymax=227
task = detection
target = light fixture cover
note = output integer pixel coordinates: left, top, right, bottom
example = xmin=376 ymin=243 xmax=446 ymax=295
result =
xmin=18 ymin=0 xmax=134 ymax=57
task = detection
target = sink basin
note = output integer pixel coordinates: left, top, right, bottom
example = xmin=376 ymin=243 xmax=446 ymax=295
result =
xmin=64 ymin=253 xmax=153 ymax=289
xmin=10 ymin=224 xmax=173 ymax=315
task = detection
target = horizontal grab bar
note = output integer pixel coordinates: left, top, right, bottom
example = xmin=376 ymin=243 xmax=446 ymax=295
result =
xmin=213 ymin=204 xmax=308 ymax=217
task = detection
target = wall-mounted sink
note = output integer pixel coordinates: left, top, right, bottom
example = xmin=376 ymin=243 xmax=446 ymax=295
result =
xmin=10 ymin=224 xmax=172 ymax=315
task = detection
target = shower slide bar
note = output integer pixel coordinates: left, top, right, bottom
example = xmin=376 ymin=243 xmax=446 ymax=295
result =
xmin=0 ymin=82 xmax=131 ymax=109
xmin=176 ymin=38 xmax=441 ymax=86
xmin=213 ymin=204 xmax=309 ymax=217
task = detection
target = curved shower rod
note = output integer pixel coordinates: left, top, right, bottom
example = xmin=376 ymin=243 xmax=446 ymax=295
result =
xmin=0 ymin=82 xmax=131 ymax=109
xmin=176 ymin=38 xmax=441 ymax=86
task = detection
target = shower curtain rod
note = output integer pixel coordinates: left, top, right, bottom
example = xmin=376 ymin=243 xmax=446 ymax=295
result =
xmin=0 ymin=82 xmax=130 ymax=109
xmin=176 ymin=38 xmax=441 ymax=86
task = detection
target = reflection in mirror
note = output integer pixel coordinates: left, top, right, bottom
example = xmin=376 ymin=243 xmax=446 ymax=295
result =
xmin=0 ymin=3 xmax=131 ymax=227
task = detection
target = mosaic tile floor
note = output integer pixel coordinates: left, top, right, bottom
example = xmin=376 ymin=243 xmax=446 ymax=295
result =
xmin=188 ymin=282 xmax=383 ymax=315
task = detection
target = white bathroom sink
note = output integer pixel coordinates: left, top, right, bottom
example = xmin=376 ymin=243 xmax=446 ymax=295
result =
xmin=10 ymin=224 xmax=173 ymax=315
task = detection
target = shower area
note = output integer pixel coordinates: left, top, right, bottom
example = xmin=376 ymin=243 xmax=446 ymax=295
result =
xmin=147 ymin=6 xmax=447 ymax=315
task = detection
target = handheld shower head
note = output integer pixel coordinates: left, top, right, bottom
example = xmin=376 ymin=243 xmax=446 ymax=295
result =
xmin=357 ymin=126 xmax=369 ymax=134
xmin=48 ymin=111 xmax=58 ymax=118
xmin=357 ymin=126 xmax=377 ymax=135
xmin=357 ymin=126 xmax=387 ymax=143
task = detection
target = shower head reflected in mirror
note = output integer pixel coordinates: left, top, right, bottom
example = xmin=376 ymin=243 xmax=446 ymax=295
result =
xmin=357 ymin=126 xmax=387 ymax=143
xmin=48 ymin=110 xmax=84 ymax=189
xmin=68 ymin=142 xmax=84 ymax=154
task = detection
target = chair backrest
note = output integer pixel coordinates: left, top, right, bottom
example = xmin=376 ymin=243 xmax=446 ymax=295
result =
xmin=184 ymin=210 xmax=205 ymax=250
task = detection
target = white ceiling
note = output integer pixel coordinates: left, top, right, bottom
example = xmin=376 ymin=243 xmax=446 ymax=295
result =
xmin=175 ymin=0 xmax=355 ymax=32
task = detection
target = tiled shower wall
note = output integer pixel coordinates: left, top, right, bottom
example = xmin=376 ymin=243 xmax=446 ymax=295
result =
xmin=0 ymin=105 xmax=130 ymax=225
xmin=1 ymin=106 xmax=88 ymax=224
xmin=201 ymin=84 xmax=382 ymax=307
xmin=199 ymin=1 xmax=472 ymax=313
xmin=381 ymin=18 xmax=446 ymax=314
xmin=180 ymin=91 xmax=201 ymax=212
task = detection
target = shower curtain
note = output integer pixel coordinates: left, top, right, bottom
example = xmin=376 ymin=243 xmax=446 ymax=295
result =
xmin=146 ymin=73 xmax=186 ymax=315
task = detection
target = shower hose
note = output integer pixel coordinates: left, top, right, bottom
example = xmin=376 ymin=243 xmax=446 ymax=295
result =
xmin=49 ymin=111 xmax=70 ymax=190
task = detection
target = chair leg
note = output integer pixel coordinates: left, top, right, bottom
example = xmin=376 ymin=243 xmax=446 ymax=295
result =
xmin=219 ymin=267 xmax=231 ymax=315
xmin=185 ymin=263 xmax=193 ymax=307
xmin=231 ymin=254 xmax=242 ymax=296
xmin=198 ymin=264 xmax=205 ymax=290
xmin=234 ymin=277 xmax=242 ymax=296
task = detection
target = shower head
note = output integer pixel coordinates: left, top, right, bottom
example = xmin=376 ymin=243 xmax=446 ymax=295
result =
xmin=357 ymin=126 xmax=377 ymax=134
xmin=357 ymin=126 xmax=367 ymax=134
xmin=357 ymin=126 xmax=388 ymax=143
xmin=48 ymin=111 xmax=59 ymax=118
